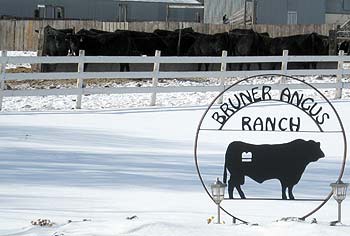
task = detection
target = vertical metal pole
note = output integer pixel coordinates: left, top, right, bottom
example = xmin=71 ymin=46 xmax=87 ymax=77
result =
xmin=0 ymin=50 xmax=7 ymax=111
xmin=177 ymin=25 xmax=182 ymax=56
xmin=166 ymin=4 xmax=169 ymax=22
xmin=252 ymin=0 xmax=257 ymax=25
xmin=151 ymin=50 xmax=161 ymax=106
xmin=217 ymin=203 xmax=221 ymax=224
xmin=328 ymin=30 xmax=337 ymax=56
xmin=338 ymin=202 xmax=341 ymax=223
xmin=244 ymin=0 xmax=247 ymax=28
xmin=76 ymin=50 xmax=85 ymax=109
xmin=335 ymin=50 xmax=344 ymax=99
xmin=218 ymin=50 xmax=227 ymax=104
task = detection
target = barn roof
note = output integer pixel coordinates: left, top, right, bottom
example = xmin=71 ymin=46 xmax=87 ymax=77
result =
xmin=117 ymin=0 xmax=201 ymax=4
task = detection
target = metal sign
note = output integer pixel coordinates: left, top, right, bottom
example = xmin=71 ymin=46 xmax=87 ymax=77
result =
xmin=194 ymin=74 xmax=347 ymax=223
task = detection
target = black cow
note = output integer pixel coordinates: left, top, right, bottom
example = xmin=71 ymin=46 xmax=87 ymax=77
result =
xmin=269 ymin=33 xmax=328 ymax=69
xmin=115 ymin=30 xmax=168 ymax=56
xmin=187 ymin=32 xmax=229 ymax=71
xmin=73 ymin=28 xmax=133 ymax=71
xmin=66 ymin=31 xmax=135 ymax=71
xmin=42 ymin=25 xmax=74 ymax=56
xmin=223 ymin=139 xmax=324 ymax=200
xmin=229 ymin=29 xmax=270 ymax=70
xmin=154 ymin=28 xmax=204 ymax=56
xmin=42 ymin=25 xmax=74 ymax=72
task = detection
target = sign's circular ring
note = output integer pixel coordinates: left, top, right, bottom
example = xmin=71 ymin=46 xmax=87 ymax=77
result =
xmin=193 ymin=74 xmax=347 ymax=224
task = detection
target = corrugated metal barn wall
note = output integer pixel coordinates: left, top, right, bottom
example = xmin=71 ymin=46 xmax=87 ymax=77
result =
xmin=203 ymin=0 xmax=244 ymax=24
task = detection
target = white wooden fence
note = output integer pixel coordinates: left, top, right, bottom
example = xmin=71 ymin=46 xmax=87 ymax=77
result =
xmin=0 ymin=49 xmax=350 ymax=110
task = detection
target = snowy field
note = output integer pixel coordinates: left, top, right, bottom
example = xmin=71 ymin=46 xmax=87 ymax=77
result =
xmin=0 ymin=101 xmax=350 ymax=235
xmin=1 ymin=52 xmax=350 ymax=235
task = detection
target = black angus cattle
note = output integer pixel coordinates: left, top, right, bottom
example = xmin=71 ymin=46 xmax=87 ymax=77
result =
xmin=66 ymin=31 xmax=135 ymax=71
xmin=229 ymin=29 xmax=270 ymax=70
xmin=154 ymin=28 xmax=204 ymax=56
xmin=71 ymin=28 xmax=112 ymax=53
xmin=42 ymin=25 xmax=74 ymax=56
xmin=187 ymin=32 xmax=229 ymax=71
xmin=115 ymin=30 xmax=168 ymax=56
xmin=69 ymin=28 xmax=132 ymax=72
xmin=269 ymin=33 xmax=329 ymax=69
xmin=175 ymin=28 xmax=205 ymax=56
xmin=223 ymin=139 xmax=324 ymax=200
xmin=74 ymin=28 xmax=109 ymax=38
xmin=118 ymin=30 xmax=168 ymax=71
xmin=153 ymin=29 xmax=179 ymax=56
xmin=42 ymin=25 xmax=74 ymax=72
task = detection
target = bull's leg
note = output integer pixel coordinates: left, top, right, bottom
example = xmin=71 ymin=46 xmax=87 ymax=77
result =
xmin=236 ymin=185 xmax=246 ymax=199
xmin=228 ymin=179 xmax=234 ymax=199
xmin=281 ymin=183 xmax=287 ymax=200
xmin=205 ymin=63 xmax=209 ymax=71
xmin=288 ymin=185 xmax=295 ymax=200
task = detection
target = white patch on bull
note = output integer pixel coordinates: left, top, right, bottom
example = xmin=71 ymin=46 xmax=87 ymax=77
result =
xmin=242 ymin=152 xmax=253 ymax=162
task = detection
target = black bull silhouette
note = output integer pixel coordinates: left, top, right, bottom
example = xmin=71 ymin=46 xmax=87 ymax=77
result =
xmin=223 ymin=139 xmax=324 ymax=200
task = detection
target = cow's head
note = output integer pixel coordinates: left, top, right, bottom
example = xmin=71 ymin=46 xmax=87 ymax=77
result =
xmin=307 ymin=140 xmax=325 ymax=162
xmin=65 ymin=34 xmax=84 ymax=56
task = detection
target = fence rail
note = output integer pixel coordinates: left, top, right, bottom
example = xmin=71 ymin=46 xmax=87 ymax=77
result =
xmin=0 ymin=49 xmax=350 ymax=110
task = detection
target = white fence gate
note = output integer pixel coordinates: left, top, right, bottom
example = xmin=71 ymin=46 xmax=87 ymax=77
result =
xmin=0 ymin=50 xmax=350 ymax=111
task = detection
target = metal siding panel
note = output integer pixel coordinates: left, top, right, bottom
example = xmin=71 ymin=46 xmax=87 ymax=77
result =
xmin=296 ymin=0 xmax=325 ymax=24
xmin=0 ymin=0 xmax=37 ymax=18
xmin=126 ymin=2 xmax=166 ymax=21
xmin=169 ymin=8 xmax=201 ymax=22
xmin=257 ymin=0 xmax=287 ymax=24
xmin=204 ymin=0 xmax=244 ymax=24
xmin=326 ymin=0 xmax=350 ymax=14
xmin=344 ymin=0 xmax=350 ymax=10
xmin=287 ymin=0 xmax=297 ymax=11
xmin=0 ymin=0 xmax=200 ymax=22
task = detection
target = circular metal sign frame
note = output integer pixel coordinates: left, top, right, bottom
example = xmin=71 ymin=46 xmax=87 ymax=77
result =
xmin=194 ymin=74 xmax=347 ymax=224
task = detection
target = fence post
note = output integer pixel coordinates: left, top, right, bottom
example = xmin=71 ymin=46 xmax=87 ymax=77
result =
xmin=0 ymin=51 xmax=7 ymax=111
xmin=218 ymin=50 xmax=227 ymax=104
xmin=76 ymin=50 xmax=85 ymax=109
xmin=328 ymin=30 xmax=337 ymax=55
xmin=280 ymin=50 xmax=289 ymax=84
xmin=150 ymin=50 xmax=161 ymax=106
xmin=335 ymin=50 xmax=344 ymax=99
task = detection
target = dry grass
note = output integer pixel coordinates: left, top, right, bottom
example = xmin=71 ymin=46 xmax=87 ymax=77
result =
xmin=4 ymin=66 xmax=212 ymax=90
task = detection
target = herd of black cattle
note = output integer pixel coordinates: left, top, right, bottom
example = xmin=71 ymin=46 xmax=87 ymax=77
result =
xmin=43 ymin=25 xmax=348 ymax=71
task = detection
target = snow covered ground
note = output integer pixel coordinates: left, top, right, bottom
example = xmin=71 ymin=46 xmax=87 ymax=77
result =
xmin=1 ymin=52 xmax=350 ymax=235
xmin=0 ymin=102 xmax=350 ymax=235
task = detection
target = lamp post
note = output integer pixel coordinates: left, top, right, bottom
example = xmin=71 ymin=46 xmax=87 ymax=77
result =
xmin=211 ymin=178 xmax=227 ymax=224
xmin=330 ymin=180 xmax=349 ymax=225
